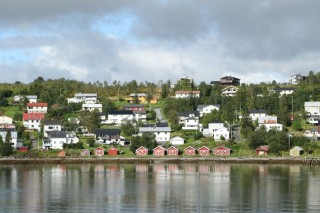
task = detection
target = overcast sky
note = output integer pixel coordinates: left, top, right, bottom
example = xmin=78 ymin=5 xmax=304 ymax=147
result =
xmin=0 ymin=0 xmax=319 ymax=84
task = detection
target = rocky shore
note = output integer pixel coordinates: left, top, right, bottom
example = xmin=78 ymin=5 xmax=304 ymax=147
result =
xmin=1 ymin=157 xmax=320 ymax=165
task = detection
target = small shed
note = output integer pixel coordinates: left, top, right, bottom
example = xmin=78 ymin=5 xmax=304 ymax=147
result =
xmin=184 ymin=146 xmax=196 ymax=156
xmin=170 ymin=136 xmax=185 ymax=145
xmin=153 ymin=146 xmax=166 ymax=156
xmin=135 ymin=146 xmax=148 ymax=156
xmin=108 ymin=146 xmax=118 ymax=156
xmin=255 ymin=145 xmax=269 ymax=156
xmin=95 ymin=147 xmax=105 ymax=156
xmin=58 ymin=150 xmax=66 ymax=157
xmin=213 ymin=146 xmax=231 ymax=156
xmin=290 ymin=146 xmax=304 ymax=157
xmin=198 ymin=146 xmax=210 ymax=156
xmin=18 ymin=147 xmax=28 ymax=152
xmin=80 ymin=149 xmax=90 ymax=156
xmin=166 ymin=146 xmax=179 ymax=156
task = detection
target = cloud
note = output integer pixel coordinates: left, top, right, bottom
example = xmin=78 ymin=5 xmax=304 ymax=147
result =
xmin=1 ymin=0 xmax=320 ymax=84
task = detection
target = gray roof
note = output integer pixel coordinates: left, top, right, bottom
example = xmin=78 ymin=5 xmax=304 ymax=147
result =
xmin=249 ymin=110 xmax=267 ymax=114
xmin=139 ymin=127 xmax=171 ymax=133
xmin=108 ymin=110 xmax=133 ymax=115
xmin=197 ymin=104 xmax=220 ymax=110
xmin=49 ymin=131 xmax=67 ymax=138
xmin=43 ymin=120 xmax=62 ymax=125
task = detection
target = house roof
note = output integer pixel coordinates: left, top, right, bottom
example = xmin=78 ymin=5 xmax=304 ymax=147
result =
xmin=27 ymin=102 xmax=47 ymax=107
xmin=23 ymin=113 xmax=45 ymax=121
xmin=221 ymin=86 xmax=238 ymax=92
xmin=43 ymin=120 xmax=62 ymax=125
xmin=178 ymin=110 xmax=200 ymax=117
xmin=153 ymin=146 xmax=165 ymax=151
xmin=271 ymin=88 xmax=295 ymax=91
xmin=123 ymin=104 xmax=145 ymax=108
xmin=209 ymin=120 xmax=223 ymax=124
xmin=95 ymin=128 xmax=121 ymax=135
xmin=130 ymin=93 xmax=147 ymax=97
xmin=95 ymin=147 xmax=105 ymax=150
xmin=136 ymin=146 xmax=148 ymax=150
xmin=75 ymin=93 xmax=97 ymax=97
xmin=82 ymin=103 xmax=102 ymax=107
xmin=198 ymin=146 xmax=210 ymax=150
xmin=175 ymin=90 xmax=200 ymax=95
xmin=249 ymin=109 xmax=267 ymax=114
xmin=255 ymin=145 xmax=269 ymax=152
xmin=108 ymin=110 xmax=133 ymax=115
xmin=139 ymin=127 xmax=171 ymax=132
xmin=291 ymin=146 xmax=303 ymax=151
xmin=197 ymin=104 xmax=220 ymax=110
xmin=26 ymin=95 xmax=37 ymax=99
xmin=184 ymin=146 xmax=196 ymax=151
xmin=133 ymin=110 xmax=146 ymax=115
xmin=144 ymin=122 xmax=169 ymax=128
xmin=170 ymin=136 xmax=184 ymax=141
xmin=49 ymin=131 xmax=67 ymax=138
xmin=221 ymin=76 xmax=240 ymax=80
xmin=166 ymin=146 xmax=179 ymax=151
xmin=214 ymin=146 xmax=231 ymax=150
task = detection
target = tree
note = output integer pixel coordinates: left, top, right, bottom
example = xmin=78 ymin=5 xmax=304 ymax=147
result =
xmin=161 ymin=83 xmax=169 ymax=99
xmin=247 ymin=127 xmax=267 ymax=149
xmin=80 ymin=110 xmax=101 ymax=133
xmin=0 ymin=134 xmax=13 ymax=156
xmin=121 ymin=122 xmax=136 ymax=137
xmin=130 ymin=133 xmax=157 ymax=152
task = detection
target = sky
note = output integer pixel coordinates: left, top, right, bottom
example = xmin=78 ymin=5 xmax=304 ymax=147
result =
xmin=0 ymin=0 xmax=320 ymax=85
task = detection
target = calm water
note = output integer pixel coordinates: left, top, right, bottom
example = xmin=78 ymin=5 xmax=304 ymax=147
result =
xmin=0 ymin=163 xmax=320 ymax=213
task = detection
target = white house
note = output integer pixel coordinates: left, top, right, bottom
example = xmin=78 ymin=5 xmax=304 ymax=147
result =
xmin=139 ymin=126 xmax=171 ymax=144
xmin=0 ymin=125 xmax=18 ymax=148
xmin=133 ymin=110 xmax=147 ymax=123
xmin=259 ymin=123 xmax=283 ymax=132
xmin=43 ymin=131 xmax=79 ymax=149
xmin=289 ymin=74 xmax=306 ymax=85
xmin=304 ymin=101 xmax=320 ymax=116
xmin=23 ymin=113 xmax=46 ymax=131
xmin=26 ymin=95 xmax=38 ymax=103
xmin=27 ymin=102 xmax=48 ymax=113
xmin=175 ymin=91 xmax=200 ymax=98
xmin=178 ymin=111 xmax=200 ymax=125
xmin=182 ymin=117 xmax=199 ymax=130
xmin=67 ymin=93 xmax=97 ymax=104
xmin=258 ymin=116 xmax=277 ymax=124
xmin=0 ymin=115 xmax=13 ymax=124
xmin=204 ymin=121 xmax=230 ymax=141
xmin=107 ymin=110 xmax=134 ymax=125
xmin=249 ymin=110 xmax=267 ymax=121
xmin=269 ymin=88 xmax=295 ymax=96
xmin=197 ymin=104 xmax=220 ymax=117
xmin=43 ymin=120 xmax=62 ymax=137
xmin=82 ymin=103 xmax=103 ymax=112
xmin=170 ymin=136 xmax=185 ymax=145
xmin=221 ymin=86 xmax=238 ymax=97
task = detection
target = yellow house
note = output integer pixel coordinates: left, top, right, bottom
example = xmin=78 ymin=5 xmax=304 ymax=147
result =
xmin=129 ymin=93 xmax=158 ymax=104
xmin=290 ymin=146 xmax=303 ymax=157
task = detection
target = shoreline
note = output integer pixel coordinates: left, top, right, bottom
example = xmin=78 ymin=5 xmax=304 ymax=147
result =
xmin=1 ymin=157 xmax=320 ymax=165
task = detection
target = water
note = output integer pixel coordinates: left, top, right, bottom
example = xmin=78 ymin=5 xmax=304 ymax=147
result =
xmin=0 ymin=163 xmax=319 ymax=212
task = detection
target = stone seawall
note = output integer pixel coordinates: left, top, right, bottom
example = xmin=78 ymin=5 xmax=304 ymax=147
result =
xmin=1 ymin=157 xmax=320 ymax=165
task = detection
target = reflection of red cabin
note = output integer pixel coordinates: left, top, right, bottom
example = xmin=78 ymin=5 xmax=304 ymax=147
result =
xmin=58 ymin=150 xmax=66 ymax=157
xmin=184 ymin=146 xmax=196 ymax=155
xmin=198 ymin=146 xmax=210 ymax=156
xmin=108 ymin=146 xmax=118 ymax=156
xmin=135 ymin=146 xmax=148 ymax=156
xmin=153 ymin=146 xmax=165 ymax=156
xmin=95 ymin=147 xmax=105 ymax=156
xmin=255 ymin=145 xmax=268 ymax=156
xmin=213 ymin=146 xmax=231 ymax=156
xmin=166 ymin=146 xmax=179 ymax=156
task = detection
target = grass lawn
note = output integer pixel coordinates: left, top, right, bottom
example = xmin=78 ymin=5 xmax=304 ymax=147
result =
xmin=0 ymin=106 xmax=21 ymax=118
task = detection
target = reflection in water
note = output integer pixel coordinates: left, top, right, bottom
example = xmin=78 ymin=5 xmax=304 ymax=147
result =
xmin=0 ymin=163 xmax=319 ymax=212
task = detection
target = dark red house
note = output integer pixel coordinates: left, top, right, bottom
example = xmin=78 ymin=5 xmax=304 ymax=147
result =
xmin=213 ymin=146 xmax=231 ymax=156
xmin=166 ymin=146 xmax=179 ymax=156
xmin=255 ymin=145 xmax=268 ymax=156
xmin=198 ymin=146 xmax=210 ymax=156
xmin=108 ymin=147 xmax=118 ymax=156
xmin=184 ymin=146 xmax=196 ymax=156
xmin=153 ymin=146 xmax=165 ymax=156
xmin=135 ymin=146 xmax=148 ymax=156
xmin=95 ymin=147 xmax=105 ymax=156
